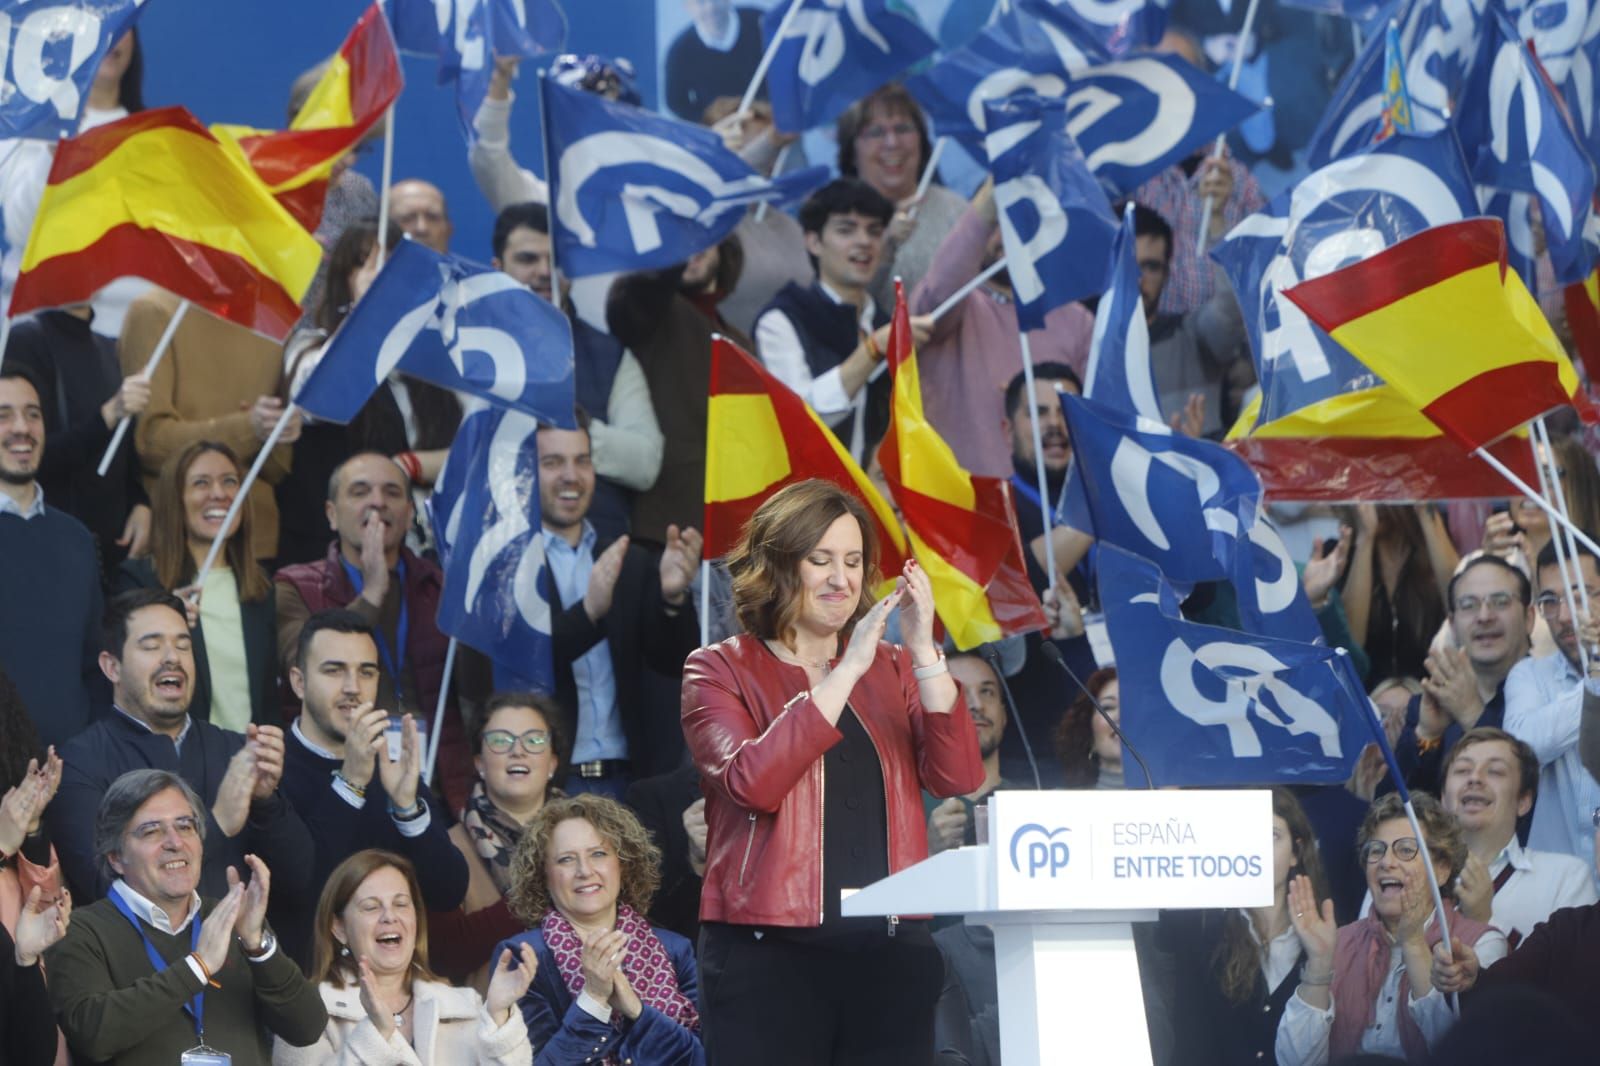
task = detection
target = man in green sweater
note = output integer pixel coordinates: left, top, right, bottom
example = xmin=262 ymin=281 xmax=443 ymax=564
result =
xmin=45 ymin=769 xmax=325 ymax=1066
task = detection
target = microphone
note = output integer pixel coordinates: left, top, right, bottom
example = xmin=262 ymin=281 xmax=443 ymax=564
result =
xmin=1037 ymin=640 xmax=1156 ymax=789
xmin=978 ymin=646 xmax=1042 ymax=790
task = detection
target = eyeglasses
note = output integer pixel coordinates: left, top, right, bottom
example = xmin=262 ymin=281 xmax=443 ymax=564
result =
xmin=1453 ymin=592 xmax=1518 ymax=614
xmin=1360 ymin=837 xmax=1420 ymax=864
xmin=482 ymin=728 xmax=549 ymax=755
xmin=857 ymin=121 xmax=917 ymax=143
xmin=1534 ymin=588 xmax=1600 ymax=618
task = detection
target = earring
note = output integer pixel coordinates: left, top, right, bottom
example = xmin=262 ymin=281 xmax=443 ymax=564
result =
xmin=339 ymin=943 xmax=351 ymax=957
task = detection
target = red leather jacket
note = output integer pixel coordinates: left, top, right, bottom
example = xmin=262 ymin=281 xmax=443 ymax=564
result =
xmin=681 ymin=634 xmax=984 ymax=928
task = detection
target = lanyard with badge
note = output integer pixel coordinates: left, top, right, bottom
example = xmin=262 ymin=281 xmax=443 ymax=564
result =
xmin=340 ymin=557 xmax=409 ymax=704
xmin=107 ymin=890 xmax=232 ymax=1065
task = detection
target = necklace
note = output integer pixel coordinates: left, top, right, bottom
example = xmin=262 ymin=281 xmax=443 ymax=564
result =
xmin=766 ymin=640 xmax=832 ymax=672
xmin=392 ymin=992 xmax=413 ymax=1029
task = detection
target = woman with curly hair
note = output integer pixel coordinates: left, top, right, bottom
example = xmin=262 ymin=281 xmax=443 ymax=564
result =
xmin=494 ymin=794 xmax=703 ymax=1065
xmin=1055 ymin=666 xmax=1127 ymax=788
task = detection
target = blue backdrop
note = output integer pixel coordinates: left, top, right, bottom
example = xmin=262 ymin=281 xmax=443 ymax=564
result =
xmin=138 ymin=0 xmax=662 ymax=264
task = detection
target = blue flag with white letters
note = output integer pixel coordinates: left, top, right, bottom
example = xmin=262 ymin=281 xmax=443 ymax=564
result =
xmin=384 ymin=0 xmax=565 ymax=143
xmin=1097 ymin=544 xmax=1373 ymax=786
xmin=294 ymin=239 xmax=576 ymax=427
xmin=429 ymin=405 xmax=554 ymax=690
xmin=1060 ymin=394 xmax=1324 ymax=642
xmin=1458 ymin=8 xmax=1597 ymax=285
xmin=984 ymin=94 xmax=1116 ymax=328
xmin=1211 ymin=129 xmax=1480 ymax=427
xmin=1060 ymin=394 xmax=1260 ymax=584
xmin=543 ymin=77 xmax=829 ymax=277
xmin=1 ymin=0 xmax=148 ymax=140
xmin=1307 ymin=0 xmax=1486 ymax=167
xmin=906 ymin=0 xmax=1257 ymax=194
xmin=760 ymin=0 xmax=937 ymax=134
xmin=1084 ymin=202 xmax=1161 ymax=424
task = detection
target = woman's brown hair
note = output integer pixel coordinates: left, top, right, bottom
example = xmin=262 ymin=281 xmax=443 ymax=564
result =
xmin=725 ymin=479 xmax=882 ymax=642
xmin=311 ymin=849 xmax=441 ymax=989
xmin=1212 ymin=788 xmax=1330 ymax=1004
xmin=150 ymin=441 xmax=269 ymax=601
xmin=836 ymin=83 xmax=933 ymax=183
xmin=506 ymin=794 xmax=662 ymax=926
xmin=1054 ymin=666 xmax=1117 ymax=787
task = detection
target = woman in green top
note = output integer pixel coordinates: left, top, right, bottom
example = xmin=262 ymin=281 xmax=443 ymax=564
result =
xmin=115 ymin=441 xmax=276 ymax=731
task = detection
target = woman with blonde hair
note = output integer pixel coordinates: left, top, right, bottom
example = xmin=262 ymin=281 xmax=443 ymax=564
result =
xmin=275 ymin=849 xmax=535 ymax=1065
xmin=495 ymin=794 xmax=703 ymax=1065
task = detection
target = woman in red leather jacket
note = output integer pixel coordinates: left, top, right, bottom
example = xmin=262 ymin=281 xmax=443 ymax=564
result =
xmin=680 ymin=479 xmax=984 ymax=1065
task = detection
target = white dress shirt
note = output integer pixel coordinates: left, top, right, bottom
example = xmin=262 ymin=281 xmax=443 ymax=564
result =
xmin=1503 ymin=653 xmax=1600 ymax=887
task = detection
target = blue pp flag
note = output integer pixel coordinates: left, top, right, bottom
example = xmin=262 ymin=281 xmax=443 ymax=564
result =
xmin=1059 ymin=393 xmax=1260 ymax=585
xmin=543 ymin=77 xmax=829 ymax=278
xmin=385 ymin=0 xmax=565 ymax=143
xmin=1562 ymin=0 xmax=1600 ymax=162
xmin=760 ymin=0 xmax=937 ymax=134
xmin=1084 ymin=202 xmax=1161 ymax=424
xmin=1459 ymin=8 xmax=1597 ymax=285
xmin=1 ymin=0 xmax=148 ymax=140
xmin=983 ymin=93 xmax=1116 ymax=328
xmin=429 ymin=406 xmax=554 ymax=690
xmin=1278 ymin=0 xmax=1388 ymax=19
xmin=295 ymin=239 xmax=576 ymax=427
xmin=1096 ymin=544 xmax=1373 ymax=786
xmin=1059 ymin=393 xmax=1322 ymax=642
xmin=906 ymin=0 xmax=1258 ymax=194
xmin=1307 ymin=0 xmax=1485 ymax=167
xmin=1211 ymin=129 xmax=1479 ymax=427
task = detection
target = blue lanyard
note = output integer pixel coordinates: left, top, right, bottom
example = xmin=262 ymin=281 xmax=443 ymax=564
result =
xmin=340 ymin=557 xmax=408 ymax=703
xmin=1010 ymin=473 xmax=1045 ymax=515
xmin=108 ymin=888 xmax=205 ymax=1037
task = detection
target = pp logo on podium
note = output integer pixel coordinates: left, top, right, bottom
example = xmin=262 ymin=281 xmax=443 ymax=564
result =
xmin=1009 ymin=823 xmax=1071 ymax=878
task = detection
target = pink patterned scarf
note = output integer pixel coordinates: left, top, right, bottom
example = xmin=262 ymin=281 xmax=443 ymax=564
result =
xmin=541 ymin=902 xmax=700 ymax=1050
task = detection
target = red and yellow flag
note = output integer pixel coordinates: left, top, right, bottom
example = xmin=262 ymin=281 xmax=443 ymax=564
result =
xmin=876 ymin=281 xmax=1047 ymax=649
xmin=704 ymin=335 xmax=910 ymax=578
xmin=213 ymin=3 xmax=401 ymax=232
xmin=10 ymin=106 xmax=323 ymax=340
xmin=1283 ymin=217 xmax=1588 ymax=452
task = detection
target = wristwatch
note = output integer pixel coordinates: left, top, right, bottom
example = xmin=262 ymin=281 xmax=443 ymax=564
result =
xmin=242 ymin=930 xmax=276 ymax=960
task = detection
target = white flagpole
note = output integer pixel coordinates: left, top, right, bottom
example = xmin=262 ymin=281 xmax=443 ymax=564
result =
xmin=1534 ymin=418 xmax=1594 ymax=661
xmin=1401 ymin=796 xmax=1456 ymax=1010
xmin=738 ymin=0 xmax=804 ymax=117
xmin=1475 ymin=445 xmax=1600 ymax=559
xmin=907 ymin=136 xmax=948 ymax=219
xmin=538 ymin=71 xmax=564 ymax=305
xmin=754 ymin=143 xmax=794 ymax=222
xmin=699 ymin=560 xmax=712 ymax=648
xmin=929 ymin=258 xmax=1007 ymax=323
xmin=1194 ymin=0 xmax=1265 ymax=256
xmin=98 ymin=299 xmax=191 ymax=477
xmin=376 ymin=106 xmax=397 ymax=259
xmin=1530 ymin=423 xmax=1587 ymax=673
xmin=424 ymin=636 xmax=456 ymax=783
xmin=1018 ymin=331 xmax=1058 ymax=590
xmin=191 ymin=403 xmax=297 ymax=594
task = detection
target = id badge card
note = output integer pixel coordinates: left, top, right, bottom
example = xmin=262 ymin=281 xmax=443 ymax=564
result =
xmin=181 ymin=1044 xmax=231 ymax=1066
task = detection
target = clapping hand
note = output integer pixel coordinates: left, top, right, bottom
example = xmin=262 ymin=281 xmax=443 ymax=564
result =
xmin=376 ymin=714 xmax=422 ymax=812
xmin=194 ymin=880 xmax=245 ymax=976
xmin=246 ymin=724 xmax=286 ymax=801
xmin=13 ymin=884 xmax=70 ymax=966
xmin=579 ymin=928 xmax=630 ymax=1004
xmin=1301 ymin=527 xmax=1351 ymax=610
xmin=838 ymin=586 xmax=902 ymax=679
xmin=357 ymin=956 xmax=400 ymax=1040
xmin=660 ymin=524 xmax=703 ymax=606
xmin=897 ymin=560 xmax=938 ymax=660
xmin=485 ymin=943 xmax=539 ymax=1024
xmin=1287 ymin=874 xmax=1336 ymax=970
xmin=0 ymin=749 xmax=62 ymax=856
xmin=584 ymin=537 xmax=629 ymax=622
xmin=229 ymin=855 xmax=271 ymax=953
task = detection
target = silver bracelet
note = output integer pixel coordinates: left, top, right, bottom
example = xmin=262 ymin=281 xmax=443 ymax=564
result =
xmin=912 ymin=654 xmax=948 ymax=680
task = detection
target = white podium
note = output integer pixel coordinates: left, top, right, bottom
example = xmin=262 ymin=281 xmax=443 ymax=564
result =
xmin=842 ymin=790 xmax=1272 ymax=1065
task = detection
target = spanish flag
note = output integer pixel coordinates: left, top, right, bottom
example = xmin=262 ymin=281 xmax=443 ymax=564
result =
xmin=213 ymin=3 xmax=401 ymax=232
xmin=704 ymin=335 xmax=909 ymax=579
xmin=1282 ymin=217 xmax=1586 ymax=452
xmin=10 ymin=106 xmax=323 ymax=341
xmin=876 ymin=281 xmax=1047 ymax=649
